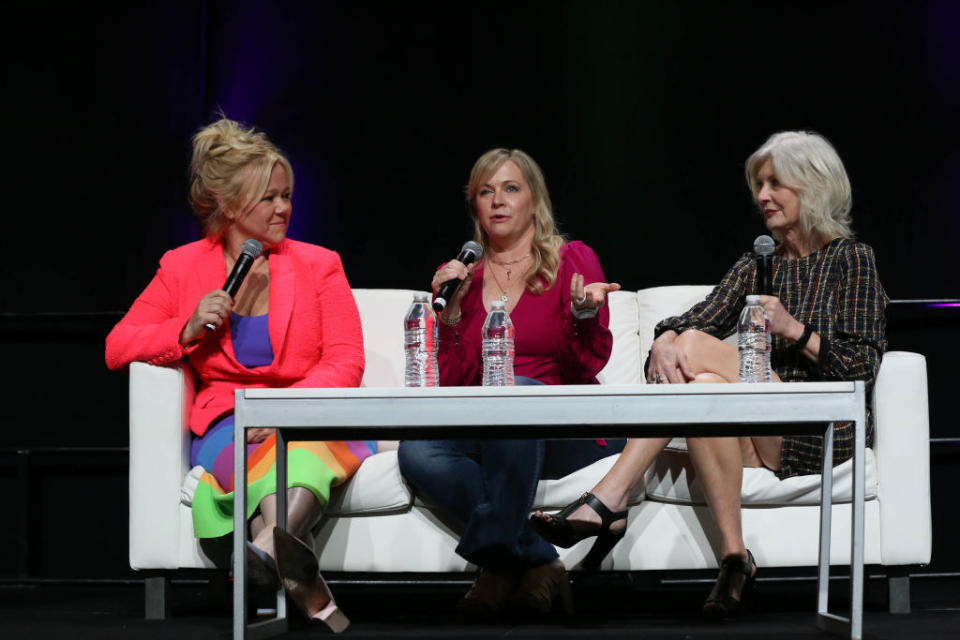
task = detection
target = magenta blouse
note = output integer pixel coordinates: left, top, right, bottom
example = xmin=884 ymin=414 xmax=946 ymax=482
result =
xmin=437 ymin=241 xmax=613 ymax=387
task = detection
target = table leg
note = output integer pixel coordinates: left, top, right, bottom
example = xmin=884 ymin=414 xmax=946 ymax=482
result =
xmin=274 ymin=428 xmax=288 ymax=619
xmin=234 ymin=396 xmax=289 ymax=640
xmin=816 ymin=383 xmax=867 ymax=639
xmin=849 ymin=402 xmax=867 ymax=639
xmin=233 ymin=397 xmax=247 ymax=640
xmin=817 ymin=421 xmax=835 ymax=616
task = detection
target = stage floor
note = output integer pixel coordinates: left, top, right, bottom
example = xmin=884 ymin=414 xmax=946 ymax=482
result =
xmin=1 ymin=574 xmax=958 ymax=639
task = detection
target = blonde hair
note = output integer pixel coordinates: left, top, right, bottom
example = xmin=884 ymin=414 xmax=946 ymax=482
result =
xmin=189 ymin=117 xmax=294 ymax=238
xmin=466 ymin=148 xmax=564 ymax=295
xmin=745 ymin=131 xmax=853 ymax=247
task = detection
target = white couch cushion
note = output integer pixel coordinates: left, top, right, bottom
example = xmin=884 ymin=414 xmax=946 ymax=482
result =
xmin=644 ymin=447 xmax=877 ymax=506
xmin=597 ymin=290 xmax=641 ymax=385
xmin=533 ymin=453 xmax=645 ymax=509
xmin=325 ymin=450 xmax=413 ymax=515
xmin=352 ymin=288 xmax=417 ymax=388
xmin=635 ymin=285 xmax=715 ymax=375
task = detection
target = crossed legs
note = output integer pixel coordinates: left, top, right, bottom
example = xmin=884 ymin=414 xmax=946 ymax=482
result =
xmin=536 ymin=330 xmax=779 ymax=569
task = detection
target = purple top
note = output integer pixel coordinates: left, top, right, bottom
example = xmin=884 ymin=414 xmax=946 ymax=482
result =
xmin=229 ymin=312 xmax=274 ymax=368
xmin=222 ymin=312 xmax=377 ymax=456
xmin=438 ymin=241 xmax=613 ymax=386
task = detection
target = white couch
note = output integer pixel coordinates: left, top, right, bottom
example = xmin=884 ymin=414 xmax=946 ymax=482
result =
xmin=128 ymin=287 xmax=931 ymax=618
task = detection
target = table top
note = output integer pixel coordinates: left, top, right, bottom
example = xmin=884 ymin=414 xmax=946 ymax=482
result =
xmin=241 ymin=381 xmax=856 ymax=399
xmin=234 ymin=381 xmax=865 ymax=440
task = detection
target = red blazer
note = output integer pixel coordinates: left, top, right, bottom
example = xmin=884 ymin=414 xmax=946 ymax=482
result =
xmin=106 ymin=237 xmax=365 ymax=435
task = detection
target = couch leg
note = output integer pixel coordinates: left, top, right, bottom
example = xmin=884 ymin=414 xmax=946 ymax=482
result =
xmin=145 ymin=574 xmax=170 ymax=620
xmin=887 ymin=568 xmax=911 ymax=614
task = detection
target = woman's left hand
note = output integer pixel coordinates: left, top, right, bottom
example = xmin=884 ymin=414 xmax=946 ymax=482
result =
xmin=570 ymin=273 xmax=621 ymax=312
xmin=246 ymin=428 xmax=275 ymax=443
xmin=756 ymin=295 xmax=803 ymax=338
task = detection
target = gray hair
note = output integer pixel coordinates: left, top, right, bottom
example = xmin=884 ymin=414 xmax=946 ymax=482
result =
xmin=745 ymin=131 xmax=853 ymax=245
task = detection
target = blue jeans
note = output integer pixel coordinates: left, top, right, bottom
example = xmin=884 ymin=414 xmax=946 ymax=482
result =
xmin=397 ymin=377 xmax=626 ymax=571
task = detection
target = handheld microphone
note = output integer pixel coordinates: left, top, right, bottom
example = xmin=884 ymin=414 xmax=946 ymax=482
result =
xmin=433 ymin=240 xmax=483 ymax=312
xmin=753 ymin=235 xmax=775 ymax=296
xmin=204 ymin=238 xmax=263 ymax=331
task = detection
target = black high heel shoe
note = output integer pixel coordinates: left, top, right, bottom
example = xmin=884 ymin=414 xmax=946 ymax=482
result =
xmin=529 ymin=492 xmax=627 ymax=570
xmin=272 ymin=527 xmax=350 ymax=633
xmin=703 ymin=549 xmax=757 ymax=619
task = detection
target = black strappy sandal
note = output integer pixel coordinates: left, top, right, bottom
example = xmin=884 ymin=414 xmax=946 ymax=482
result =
xmin=703 ymin=549 xmax=757 ymax=619
xmin=529 ymin=492 xmax=627 ymax=570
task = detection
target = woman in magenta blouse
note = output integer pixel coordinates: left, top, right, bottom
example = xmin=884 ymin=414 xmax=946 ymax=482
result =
xmin=397 ymin=148 xmax=623 ymax=618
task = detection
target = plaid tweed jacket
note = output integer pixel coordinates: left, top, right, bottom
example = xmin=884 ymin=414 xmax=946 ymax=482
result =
xmin=652 ymin=237 xmax=887 ymax=479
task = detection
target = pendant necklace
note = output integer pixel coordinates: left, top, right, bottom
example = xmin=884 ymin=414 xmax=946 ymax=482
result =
xmin=488 ymin=265 xmax=512 ymax=303
xmin=489 ymin=253 xmax=532 ymax=280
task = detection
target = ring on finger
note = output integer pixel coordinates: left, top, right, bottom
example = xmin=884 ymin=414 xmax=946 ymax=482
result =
xmin=654 ymin=373 xmax=665 ymax=384
xmin=575 ymin=295 xmax=587 ymax=305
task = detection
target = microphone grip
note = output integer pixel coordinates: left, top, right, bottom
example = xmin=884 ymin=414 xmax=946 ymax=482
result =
xmin=433 ymin=278 xmax=461 ymax=313
xmin=755 ymin=255 xmax=773 ymax=296
xmin=204 ymin=253 xmax=256 ymax=331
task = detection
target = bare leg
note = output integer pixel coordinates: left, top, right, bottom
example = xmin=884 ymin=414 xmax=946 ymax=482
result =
xmin=677 ymin=332 xmax=750 ymax=560
xmin=693 ymin=432 xmax=757 ymax=614
xmin=686 ymin=435 xmax=747 ymax=559
xmin=678 ymin=329 xmax=782 ymax=472
xmin=534 ymin=330 xmax=781 ymax=550
xmin=533 ymin=437 xmax=671 ymax=534
xmin=533 ymin=331 xmax=735 ymax=532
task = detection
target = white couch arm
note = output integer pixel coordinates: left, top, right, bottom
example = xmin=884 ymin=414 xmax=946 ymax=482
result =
xmin=872 ymin=351 xmax=932 ymax=566
xmin=128 ymin=361 xmax=195 ymax=570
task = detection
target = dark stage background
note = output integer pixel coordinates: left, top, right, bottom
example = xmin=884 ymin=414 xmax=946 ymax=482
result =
xmin=1 ymin=1 xmax=957 ymax=582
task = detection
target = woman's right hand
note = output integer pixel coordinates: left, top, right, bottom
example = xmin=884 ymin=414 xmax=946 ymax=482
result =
xmin=647 ymin=330 xmax=694 ymax=384
xmin=246 ymin=428 xmax=275 ymax=443
xmin=179 ymin=289 xmax=234 ymax=345
xmin=431 ymin=259 xmax=475 ymax=324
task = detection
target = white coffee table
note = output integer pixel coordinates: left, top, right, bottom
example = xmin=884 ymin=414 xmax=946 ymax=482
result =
xmin=232 ymin=381 xmax=867 ymax=639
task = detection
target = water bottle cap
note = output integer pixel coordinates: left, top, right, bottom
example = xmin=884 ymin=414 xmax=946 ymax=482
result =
xmin=745 ymin=294 xmax=762 ymax=304
xmin=490 ymin=300 xmax=506 ymax=309
xmin=413 ymin=291 xmax=431 ymax=302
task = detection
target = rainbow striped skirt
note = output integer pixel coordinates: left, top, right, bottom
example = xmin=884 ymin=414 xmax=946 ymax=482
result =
xmin=188 ymin=414 xmax=377 ymax=538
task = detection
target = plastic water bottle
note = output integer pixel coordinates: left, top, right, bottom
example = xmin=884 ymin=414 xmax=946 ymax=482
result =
xmin=738 ymin=294 xmax=772 ymax=383
xmin=404 ymin=291 xmax=439 ymax=387
xmin=482 ymin=300 xmax=515 ymax=386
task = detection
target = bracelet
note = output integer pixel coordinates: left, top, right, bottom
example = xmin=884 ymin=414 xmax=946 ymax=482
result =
xmin=570 ymin=301 xmax=599 ymax=320
xmin=795 ymin=323 xmax=814 ymax=348
xmin=441 ymin=310 xmax=462 ymax=327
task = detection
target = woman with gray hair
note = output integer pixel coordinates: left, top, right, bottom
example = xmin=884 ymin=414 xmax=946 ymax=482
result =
xmin=532 ymin=131 xmax=887 ymax=618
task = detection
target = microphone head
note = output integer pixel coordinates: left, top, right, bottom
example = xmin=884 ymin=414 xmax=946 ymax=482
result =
xmin=241 ymin=239 xmax=263 ymax=259
xmin=753 ymin=235 xmax=775 ymax=256
xmin=461 ymin=240 xmax=483 ymax=260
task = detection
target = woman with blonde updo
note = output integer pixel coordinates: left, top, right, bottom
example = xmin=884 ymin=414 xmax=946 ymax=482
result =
xmin=106 ymin=117 xmax=368 ymax=632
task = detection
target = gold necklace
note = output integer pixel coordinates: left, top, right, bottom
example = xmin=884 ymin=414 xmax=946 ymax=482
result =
xmin=489 ymin=253 xmax=532 ymax=280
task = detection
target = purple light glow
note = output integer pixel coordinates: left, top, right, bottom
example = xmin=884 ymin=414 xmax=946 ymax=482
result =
xmin=928 ymin=303 xmax=960 ymax=308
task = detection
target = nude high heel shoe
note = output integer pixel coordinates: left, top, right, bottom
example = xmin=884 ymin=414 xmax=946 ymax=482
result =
xmin=272 ymin=526 xmax=350 ymax=633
